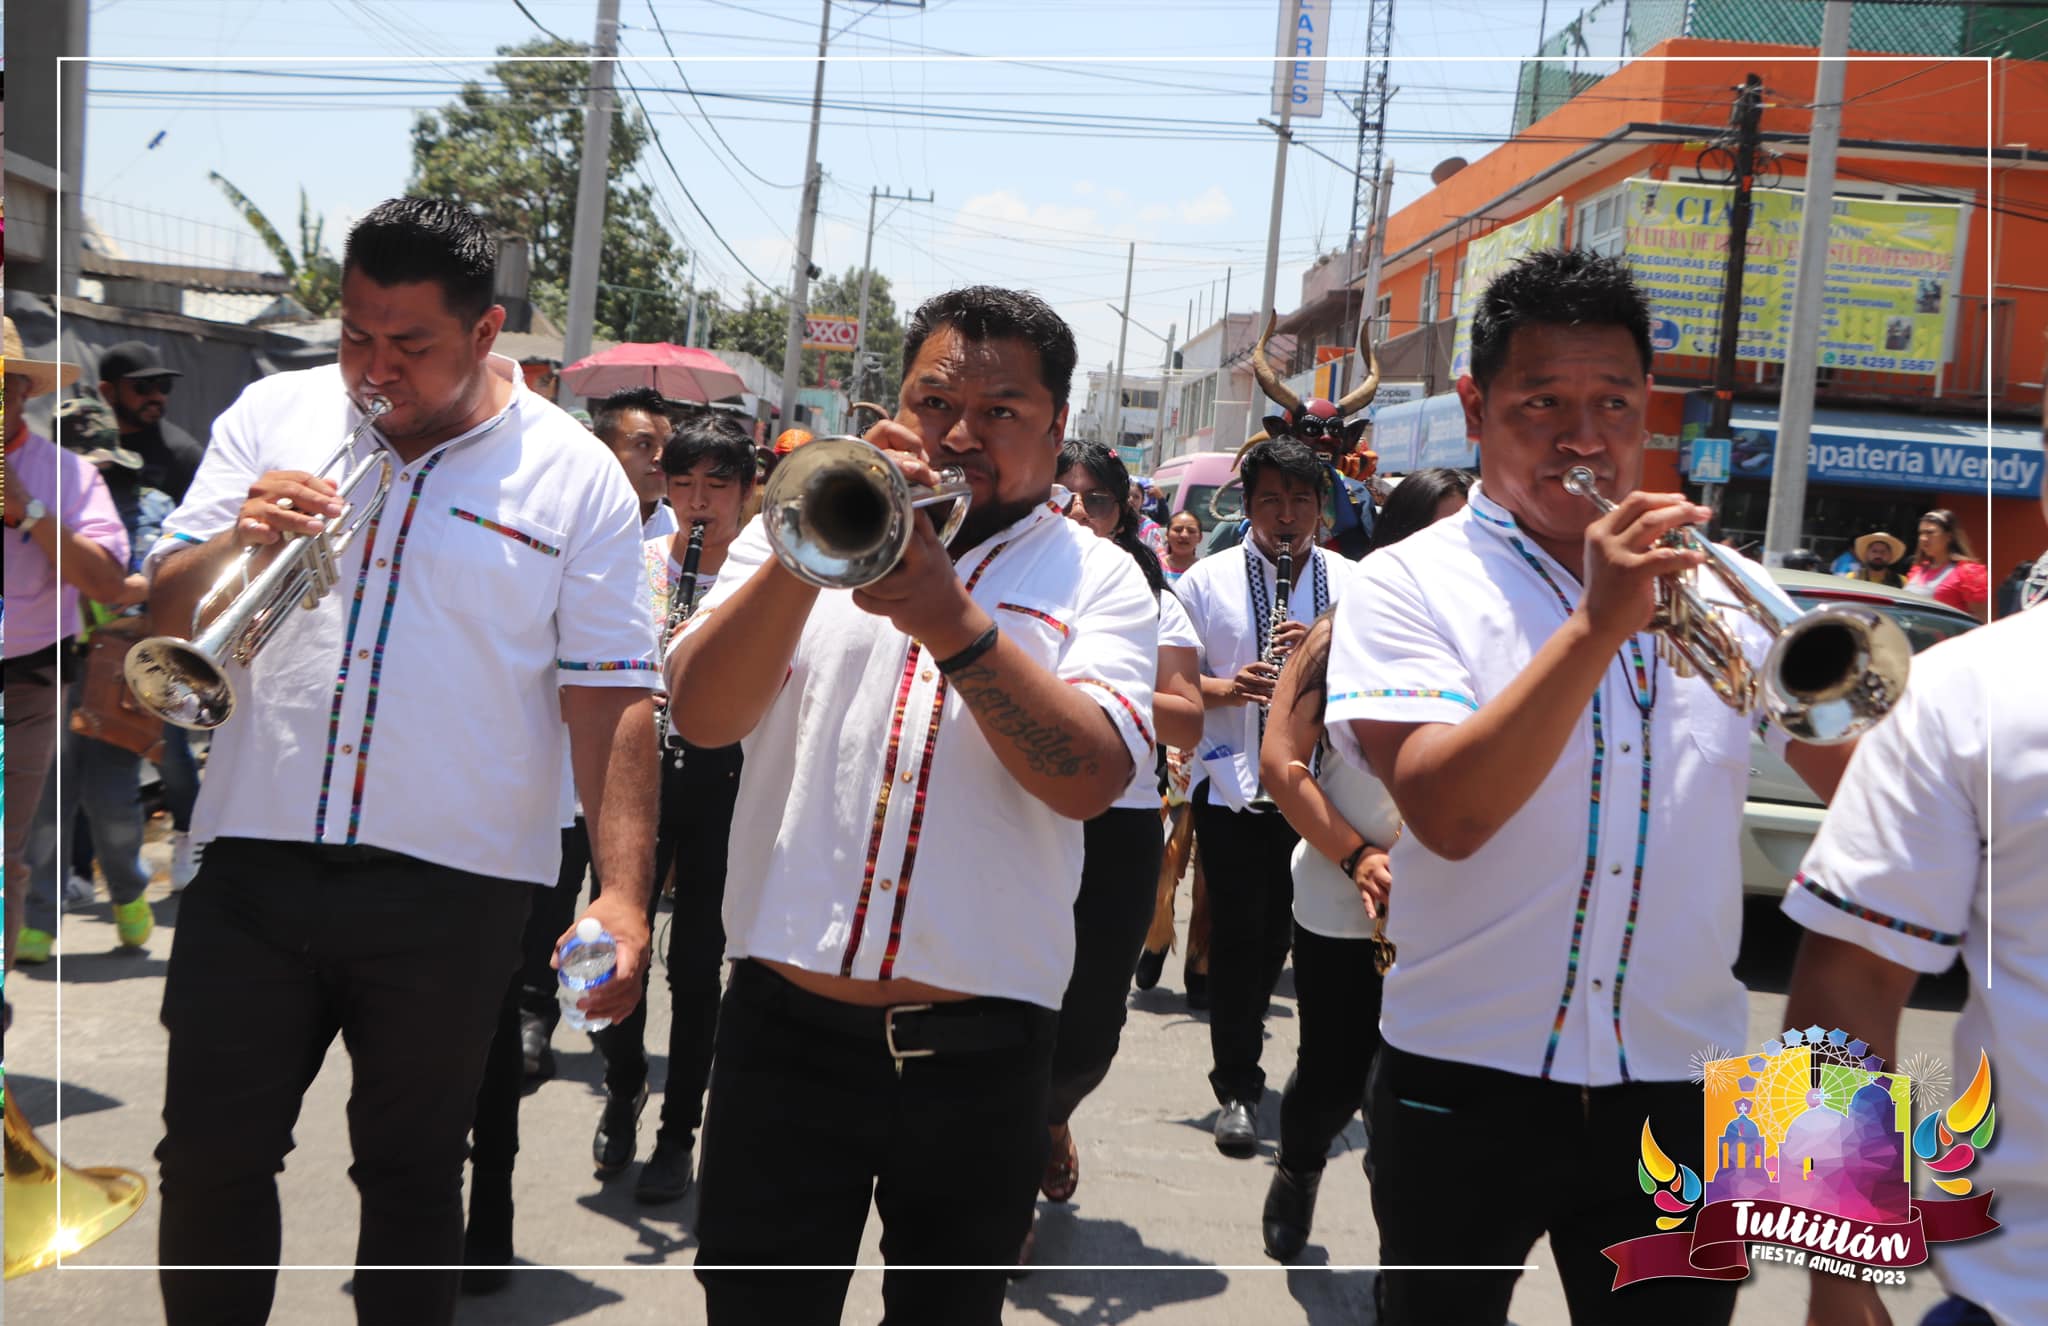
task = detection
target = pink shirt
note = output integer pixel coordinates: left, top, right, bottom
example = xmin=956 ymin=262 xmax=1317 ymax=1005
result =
xmin=1905 ymin=558 xmax=1989 ymax=615
xmin=4 ymin=430 xmax=130 ymax=658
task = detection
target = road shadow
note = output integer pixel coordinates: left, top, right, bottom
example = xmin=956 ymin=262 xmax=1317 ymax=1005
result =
xmin=1736 ymin=897 xmax=1968 ymax=1011
xmin=574 ymin=1173 xmax=700 ymax=1264
xmin=7 ymin=1073 xmax=130 ymax=1128
xmin=1284 ymin=1247 xmax=1381 ymax=1324
xmin=336 ymin=1267 xmax=621 ymax=1324
xmin=22 ymin=943 xmax=169 ymax=984
xmin=1009 ymin=1209 xmax=1230 ymax=1324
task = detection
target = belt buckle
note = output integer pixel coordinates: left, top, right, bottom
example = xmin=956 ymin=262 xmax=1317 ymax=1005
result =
xmin=884 ymin=1003 xmax=936 ymax=1070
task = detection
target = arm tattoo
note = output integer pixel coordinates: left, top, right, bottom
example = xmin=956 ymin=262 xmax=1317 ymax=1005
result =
xmin=947 ymin=661 xmax=1102 ymax=779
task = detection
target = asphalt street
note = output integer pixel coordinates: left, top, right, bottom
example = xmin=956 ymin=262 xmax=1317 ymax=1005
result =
xmin=6 ymin=832 xmax=1968 ymax=1325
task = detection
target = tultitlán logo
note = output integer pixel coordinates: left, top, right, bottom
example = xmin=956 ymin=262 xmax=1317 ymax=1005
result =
xmin=1602 ymin=1029 xmax=2001 ymax=1288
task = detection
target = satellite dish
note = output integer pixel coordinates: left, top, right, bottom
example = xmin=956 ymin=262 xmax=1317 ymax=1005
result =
xmin=1431 ymin=157 xmax=1469 ymax=185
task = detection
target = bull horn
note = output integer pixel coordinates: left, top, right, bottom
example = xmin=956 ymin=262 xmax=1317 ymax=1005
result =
xmin=1249 ymin=316 xmax=1301 ymax=415
xmin=1232 ymin=430 xmax=1271 ymax=464
xmin=1335 ymin=321 xmax=1381 ymax=416
xmin=851 ymin=400 xmax=892 ymax=429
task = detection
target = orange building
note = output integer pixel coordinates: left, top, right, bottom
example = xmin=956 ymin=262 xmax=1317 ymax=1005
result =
xmin=1351 ymin=39 xmax=2045 ymax=587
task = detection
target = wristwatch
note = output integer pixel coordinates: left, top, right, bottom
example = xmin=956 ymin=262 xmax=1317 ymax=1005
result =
xmin=14 ymin=497 xmax=48 ymax=533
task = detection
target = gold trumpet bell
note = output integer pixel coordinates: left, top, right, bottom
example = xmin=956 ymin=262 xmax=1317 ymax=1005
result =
xmin=4 ymin=1092 xmax=147 ymax=1278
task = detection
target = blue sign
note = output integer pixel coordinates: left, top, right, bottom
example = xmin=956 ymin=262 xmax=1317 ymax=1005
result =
xmin=1649 ymin=317 xmax=1682 ymax=353
xmin=1689 ymin=435 xmax=1732 ymax=484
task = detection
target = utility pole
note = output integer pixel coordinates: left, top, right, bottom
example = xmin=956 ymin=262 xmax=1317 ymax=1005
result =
xmin=1766 ymin=4 xmax=1851 ymax=566
xmin=779 ymin=0 xmax=834 ymax=431
xmin=562 ymin=0 xmax=621 ymax=384
xmin=1155 ymin=321 xmax=1177 ymax=469
xmin=1107 ymin=241 xmax=1136 ymax=453
xmin=1257 ymin=0 xmax=1306 ymax=408
xmin=852 ymin=186 xmax=934 ymax=403
xmin=682 ymin=249 xmax=698 ymax=347
xmin=1704 ymin=72 xmax=1766 ymax=493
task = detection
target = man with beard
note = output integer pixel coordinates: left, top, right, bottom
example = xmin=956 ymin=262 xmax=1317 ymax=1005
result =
xmin=667 ymin=286 xmax=1157 ymax=1325
xmin=97 ymin=340 xmax=205 ymax=502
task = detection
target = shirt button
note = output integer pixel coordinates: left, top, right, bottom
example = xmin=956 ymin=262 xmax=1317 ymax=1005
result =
xmin=879 ymin=878 xmax=894 ymax=892
xmin=901 ymin=770 xmax=914 ymax=784
xmin=1610 ymin=863 xmax=1623 ymax=875
xmin=399 ymin=471 xmax=411 ymax=482
xmin=358 ymin=649 xmax=369 ymax=660
xmin=1620 ymin=742 xmax=1632 ymax=753
xmin=340 ymin=743 xmax=354 ymax=755
xmin=1593 ymin=978 xmax=1605 ymax=990
xmin=376 ymin=557 xmax=388 ymax=568
xmin=921 ymin=670 xmax=934 ymax=682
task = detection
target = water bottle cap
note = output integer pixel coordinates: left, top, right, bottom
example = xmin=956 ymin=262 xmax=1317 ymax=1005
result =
xmin=576 ymin=917 xmax=604 ymax=943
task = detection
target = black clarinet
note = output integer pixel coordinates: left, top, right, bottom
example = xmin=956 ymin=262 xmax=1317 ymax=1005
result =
xmin=656 ymin=521 xmax=708 ymax=769
xmin=1249 ymin=546 xmax=1294 ymax=809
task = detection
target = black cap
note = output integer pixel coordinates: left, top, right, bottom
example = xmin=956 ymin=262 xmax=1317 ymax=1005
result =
xmin=99 ymin=340 xmax=183 ymax=381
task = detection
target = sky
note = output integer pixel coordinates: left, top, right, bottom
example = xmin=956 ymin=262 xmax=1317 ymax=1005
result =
xmin=73 ymin=0 xmax=1633 ymax=405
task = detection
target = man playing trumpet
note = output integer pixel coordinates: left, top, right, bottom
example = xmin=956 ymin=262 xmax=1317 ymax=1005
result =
xmin=141 ymin=198 xmax=658 ymax=1326
xmin=1325 ymin=249 xmax=1857 ymax=1324
xmin=667 ymin=286 xmax=1156 ymax=1325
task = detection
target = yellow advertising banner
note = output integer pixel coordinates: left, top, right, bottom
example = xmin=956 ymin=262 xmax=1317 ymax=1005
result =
xmin=1449 ymin=197 xmax=1564 ymax=378
xmin=1623 ymin=179 xmax=1964 ymax=376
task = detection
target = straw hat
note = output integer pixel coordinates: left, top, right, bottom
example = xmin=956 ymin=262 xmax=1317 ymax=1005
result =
xmin=1853 ymin=531 xmax=1907 ymax=565
xmin=3 ymin=316 xmax=81 ymax=398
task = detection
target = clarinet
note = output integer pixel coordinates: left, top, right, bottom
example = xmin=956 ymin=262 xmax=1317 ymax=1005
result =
xmin=1249 ymin=545 xmax=1294 ymax=809
xmin=655 ymin=521 xmax=708 ymax=770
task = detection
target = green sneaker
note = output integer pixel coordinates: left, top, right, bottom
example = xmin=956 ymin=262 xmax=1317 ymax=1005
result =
xmin=113 ymin=898 xmax=155 ymax=948
xmin=16 ymin=928 xmax=55 ymax=964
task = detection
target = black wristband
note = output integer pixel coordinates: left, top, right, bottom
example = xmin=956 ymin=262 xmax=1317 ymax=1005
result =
xmin=934 ymin=624 xmax=1000 ymax=675
xmin=1340 ymin=842 xmax=1371 ymax=878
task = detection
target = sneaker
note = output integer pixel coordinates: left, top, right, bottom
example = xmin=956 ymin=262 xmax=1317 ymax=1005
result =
xmin=62 ymin=874 xmax=98 ymax=910
xmin=113 ymin=897 xmax=155 ymax=947
xmin=170 ymin=832 xmax=204 ymax=892
xmin=16 ymin=929 xmax=55 ymax=965
xmin=518 ymin=1009 xmax=555 ymax=1081
xmin=634 ymin=1135 xmax=694 ymax=1205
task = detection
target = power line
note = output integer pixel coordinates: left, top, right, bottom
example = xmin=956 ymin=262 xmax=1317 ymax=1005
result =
xmin=642 ymin=1 xmax=803 ymax=190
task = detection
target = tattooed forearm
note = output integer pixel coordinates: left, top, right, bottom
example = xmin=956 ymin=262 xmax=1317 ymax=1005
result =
xmin=948 ymin=661 xmax=1103 ymax=778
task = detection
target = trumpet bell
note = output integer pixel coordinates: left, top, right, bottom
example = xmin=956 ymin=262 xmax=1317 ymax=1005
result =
xmin=1761 ymin=603 xmax=1911 ymax=745
xmin=763 ymin=436 xmax=971 ymax=590
xmin=4 ymin=1094 xmax=147 ymax=1279
xmin=124 ymin=636 xmax=237 ymax=731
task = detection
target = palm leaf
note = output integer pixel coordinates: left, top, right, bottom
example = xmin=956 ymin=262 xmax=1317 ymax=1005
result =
xmin=207 ymin=172 xmax=298 ymax=279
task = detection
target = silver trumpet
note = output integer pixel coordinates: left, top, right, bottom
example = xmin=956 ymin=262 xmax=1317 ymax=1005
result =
xmin=125 ymin=397 xmax=395 ymax=729
xmin=761 ymin=435 xmax=972 ymax=590
xmin=1561 ymin=465 xmax=1909 ymax=744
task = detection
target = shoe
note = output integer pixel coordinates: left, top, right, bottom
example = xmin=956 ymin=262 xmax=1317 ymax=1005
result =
xmin=170 ymin=832 xmax=203 ymax=892
xmin=1133 ymin=947 xmax=1167 ymax=991
xmin=1185 ymin=970 xmax=1211 ymax=1012
xmin=1214 ymin=1098 xmax=1258 ymax=1157
xmin=62 ymin=874 xmax=97 ymax=910
xmin=634 ymin=1134 xmax=694 ymax=1204
xmin=519 ymin=1009 xmax=554 ymax=1081
xmin=1261 ymin=1163 xmax=1323 ymax=1262
xmin=461 ymin=1170 xmax=514 ymax=1295
xmin=15 ymin=929 xmax=54 ymax=965
xmin=113 ymin=897 xmax=155 ymax=948
xmin=593 ymin=1082 xmax=649 ymax=1176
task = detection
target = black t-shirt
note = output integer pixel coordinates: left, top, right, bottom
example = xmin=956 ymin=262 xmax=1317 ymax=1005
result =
xmin=126 ymin=418 xmax=206 ymax=503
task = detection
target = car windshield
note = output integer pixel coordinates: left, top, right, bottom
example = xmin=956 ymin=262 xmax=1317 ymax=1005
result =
xmin=1182 ymin=484 xmax=1229 ymax=532
xmin=1787 ymin=592 xmax=1975 ymax=655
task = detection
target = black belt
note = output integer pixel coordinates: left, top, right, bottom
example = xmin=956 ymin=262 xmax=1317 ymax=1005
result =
xmin=731 ymin=959 xmax=1054 ymax=1061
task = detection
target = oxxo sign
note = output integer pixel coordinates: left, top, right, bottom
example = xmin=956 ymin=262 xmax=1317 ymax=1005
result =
xmin=802 ymin=314 xmax=860 ymax=351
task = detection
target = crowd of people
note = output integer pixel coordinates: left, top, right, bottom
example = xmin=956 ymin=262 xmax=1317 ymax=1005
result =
xmin=1 ymin=200 xmax=2043 ymax=1326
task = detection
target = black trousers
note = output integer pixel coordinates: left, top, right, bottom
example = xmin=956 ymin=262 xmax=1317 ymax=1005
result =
xmin=1277 ymin=923 xmax=1383 ymax=1175
xmin=1191 ymin=793 xmax=1299 ymax=1104
xmin=156 ymin=838 xmax=530 ymax=1326
xmin=594 ymin=740 xmax=742 ymax=1142
xmin=1366 ymin=1043 xmax=1740 ymax=1326
xmin=518 ymin=819 xmax=595 ymax=1033
xmin=1049 ymin=807 xmax=1164 ymax=1125
xmin=694 ymin=961 xmax=1056 ymax=1326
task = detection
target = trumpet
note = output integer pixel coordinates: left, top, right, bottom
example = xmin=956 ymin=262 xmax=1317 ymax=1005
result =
xmin=125 ymin=397 xmax=395 ymax=730
xmin=1561 ymin=466 xmax=1909 ymax=744
xmin=655 ymin=520 xmax=708 ymax=768
xmin=761 ymin=435 xmax=972 ymax=590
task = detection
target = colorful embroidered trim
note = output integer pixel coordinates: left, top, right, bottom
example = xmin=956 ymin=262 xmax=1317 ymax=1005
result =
xmin=1327 ymin=687 xmax=1480 ymax=711
xmin=344 ymin=455 xmax=447 ymax=842
xmin=449 ymin=507 xmax=560 ymax=557
xmin=1795 ymin=874 xmax=1961 ymax=945
xmin=314 ymin=490 xmax=394 ymax=840
xmin=170 ymin=531 xmax=206 ymax=546
xmin=558 ymin=659 xmax=659 ymax=672
xmin=840 ymin=647 xmax=923 ymax=978
xmin=878 ymin=675 xmax=949 ymax=980
xmin=1466 ymin=490 xmax=1519 ymax=530
xmin=1607 ymin=689 xmax=1653 ymax=1082
xmin=997 ymin=603 xmax=1071 ymax=637
xmin=1070 ymin=678 xmax=1155 ymax=750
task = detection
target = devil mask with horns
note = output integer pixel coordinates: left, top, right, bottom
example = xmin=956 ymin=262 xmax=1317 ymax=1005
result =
xmin=1236 ymin=316 xmax=1382 ymax=467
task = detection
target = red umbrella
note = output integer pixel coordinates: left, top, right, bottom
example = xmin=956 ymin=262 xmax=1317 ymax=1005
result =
xmin=559 ymin=342 xmax=748 ymax=403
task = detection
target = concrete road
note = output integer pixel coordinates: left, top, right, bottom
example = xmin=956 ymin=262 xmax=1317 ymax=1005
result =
xmin=7 ymin=843 xmax=1967 ymax=1325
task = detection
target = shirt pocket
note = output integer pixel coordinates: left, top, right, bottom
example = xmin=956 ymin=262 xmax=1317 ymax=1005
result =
xmin=992 ymin=596 xmax=1074 ymax=671
xmin=1675 ymin=676 xmax=1755 ymax=773
xmin=418 ymin=502 xmax=568 ymax=635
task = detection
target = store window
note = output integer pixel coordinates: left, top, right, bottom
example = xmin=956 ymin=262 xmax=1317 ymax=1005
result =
xmin=1575 ymin=189 xmax=1627 ymax=258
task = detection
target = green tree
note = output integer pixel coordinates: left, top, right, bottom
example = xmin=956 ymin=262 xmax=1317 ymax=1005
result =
xmin=409 ymin=37 xmax=689 ymax=344
xmin=208 ymin=174 xmax=342 ymax=316
xmin=807 ymin=266 xmax=905 ymax=404
xmin=704 ymin=285 xmax=788 ymax=369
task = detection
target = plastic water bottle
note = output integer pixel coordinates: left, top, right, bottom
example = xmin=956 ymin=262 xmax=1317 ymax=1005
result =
xmin=557 ymin=918 xmax=617 ymax=1033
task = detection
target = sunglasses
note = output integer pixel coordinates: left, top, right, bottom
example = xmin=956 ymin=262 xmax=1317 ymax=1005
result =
xmin=1066 ymin=491 xmax=1121 ymax=519
xmin=128 ymin=376 xmax=176 ymax=397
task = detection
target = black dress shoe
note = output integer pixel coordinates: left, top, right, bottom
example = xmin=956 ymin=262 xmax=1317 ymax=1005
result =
xmin=519 ymin=1010 xmax=554 ymax=1081
xmin=1185 ymin=970 xmax=1211 ymax=1011
xmin=1214 ymin=1098 xmax=1258 ymax=1157
xmin=593 ymin=1082 xmax=649 ymax=1176
xmin=461 ymin=1171 xmax=513 ymax=1295
xmin=634 ymin=1134 xmax=694 ymax=1204
xmin=1262 ymin=1163 xmax=1322 ymax=1261
xmin=1133 ymin=947 xmax=1168 ymax=991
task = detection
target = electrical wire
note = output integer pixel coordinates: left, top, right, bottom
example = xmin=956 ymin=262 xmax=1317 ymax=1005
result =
xmin=643 ymin=1 xmax=803 ymax=189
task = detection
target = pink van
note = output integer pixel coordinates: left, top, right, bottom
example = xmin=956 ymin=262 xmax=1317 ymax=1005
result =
xmin=1146 ymin=451 xmax=1242 ymax=538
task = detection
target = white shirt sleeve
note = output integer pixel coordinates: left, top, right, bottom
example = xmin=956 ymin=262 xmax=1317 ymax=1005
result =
xmin=1059 ymin=549 xmax=1159 ymax=778
xmin=1158 ymin=588 xmax=1199 ymax=651
xmin=668 ymin=515 xmax=770 ymax=661
xmin=1323 ymin=550 xmax=1482 ymax=771
xmin=1780 ymin=638 xmax=1981 ymax=974
xmin=554 ymin=455 xmax=661 ymax=688
xmin=146 ymin=380 xmax=268 ymax=575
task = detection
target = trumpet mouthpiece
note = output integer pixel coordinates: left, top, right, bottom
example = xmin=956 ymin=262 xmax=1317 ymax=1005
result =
xmin=363 ymin=396 xmax=393 ymax=419
xmin=1562 ymin=466 xmax=1599 ymax=497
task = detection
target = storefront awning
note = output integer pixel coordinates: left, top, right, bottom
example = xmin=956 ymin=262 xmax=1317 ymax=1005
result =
xmin=1680 ymin=398 xmax=2042 ymax=500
